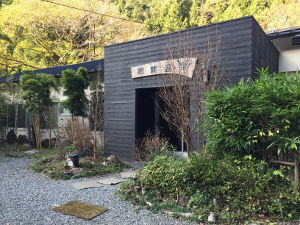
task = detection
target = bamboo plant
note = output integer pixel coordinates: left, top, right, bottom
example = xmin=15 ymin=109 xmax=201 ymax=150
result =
xmin=20 ymin=71 xmax=58 ymax=148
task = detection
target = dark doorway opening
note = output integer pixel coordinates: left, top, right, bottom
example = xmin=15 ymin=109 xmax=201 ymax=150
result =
xmin=135 ymin=88 xmax=181 ymax=150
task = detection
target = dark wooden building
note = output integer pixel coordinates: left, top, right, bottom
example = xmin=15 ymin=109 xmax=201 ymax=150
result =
xmin=104 ymin=16 xmax=279 ymax=161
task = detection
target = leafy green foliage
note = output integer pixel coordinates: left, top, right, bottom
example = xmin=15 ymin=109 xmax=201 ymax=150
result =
xmin=0 ymin=0 xmax=13 ymax=8
xmin=1 ymin=0 xmax=299 ymax=75
xmin=120 ymin=70 xmax=300 ymax=223
xmin=138 ymin=154 xmax=192 ymax=198
xmin=187 ymin=153 xmax=299 ymax=222
xmin=117 ymin=0 xmax=300 ymax=33
xmin=20 ymin=71 xmax=58 ymax=114
xmin=30 ymin=156 xmax=126 ymax=180
xmin=0 ymin=0 xmax=146 ymax=75
xmin=204 ymin=70 xmax=300 ymax=159
xmin=0 ymin=144 xmax=128 ymax=180
xmin=65 ymin=144 xmax=77 ymax=154
xmin=121 ymin=151 xmax=300 ymax=223
xmin=61 ymin=67 xmax=90 ymax=117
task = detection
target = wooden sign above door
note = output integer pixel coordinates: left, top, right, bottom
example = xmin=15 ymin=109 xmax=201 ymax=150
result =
xmin=131 ymin=58 xmax=197 ymax=79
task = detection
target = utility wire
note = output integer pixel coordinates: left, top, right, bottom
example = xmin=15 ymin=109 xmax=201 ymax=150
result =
xmin=40 ymin=0 xmax=146 ymax=25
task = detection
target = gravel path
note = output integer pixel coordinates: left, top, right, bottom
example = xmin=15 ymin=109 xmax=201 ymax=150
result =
xmin=0 ymin=156 xmax=196 ymax=225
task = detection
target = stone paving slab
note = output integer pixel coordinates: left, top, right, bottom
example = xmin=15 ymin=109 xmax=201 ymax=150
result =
xmin=24 ymin=150 xmax=39 ymax=154
xmin=72 ymin=181 xmax=102 ymax=190
xmin=120 ymin=171 xmax=136 ymax=179
xmin=0 ymin=157 xmax=197 ymax=225
xmin=97 ymin=177 xmax=125 ymax=185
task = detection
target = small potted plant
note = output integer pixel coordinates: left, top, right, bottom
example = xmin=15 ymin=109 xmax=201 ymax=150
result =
xmin=66 ymin=144 xmax=80 ymax=167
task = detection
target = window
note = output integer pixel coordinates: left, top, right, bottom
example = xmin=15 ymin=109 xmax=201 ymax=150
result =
xmin=40 ymin=103 xmax=59 ymax=129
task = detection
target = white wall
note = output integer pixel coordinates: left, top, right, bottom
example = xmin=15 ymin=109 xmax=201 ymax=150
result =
xmin=272 ymin=37 xmax=300 ymax=72
xmin=279 ymin=49 xmax=300 ymax=72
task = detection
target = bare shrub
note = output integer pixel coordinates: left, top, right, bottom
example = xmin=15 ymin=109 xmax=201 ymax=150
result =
xmin=157 ymin=30 xmax=228 ymax=154
xmin=135 ymin=131 xmax=170 ymax=161
xmin=73 ymin=118 xmax=93 ymax=151
xmin=88 ymin=81 xmax=104 ymax=159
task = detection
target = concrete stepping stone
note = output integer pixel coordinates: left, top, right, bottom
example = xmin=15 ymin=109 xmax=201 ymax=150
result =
xmin=24 ymin=150 xmax=38 ymax=154
xmin=97 ymin=177 xmax=125 ymax=185
xmin=120 ymin=171 xmax=136 ymax=179
xmin=72 ymin=181 xmax=101 ymax=190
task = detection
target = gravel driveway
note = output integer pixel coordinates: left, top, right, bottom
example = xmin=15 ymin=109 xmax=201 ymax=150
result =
xmin=0 ymin=156 xmax=196 ymax=225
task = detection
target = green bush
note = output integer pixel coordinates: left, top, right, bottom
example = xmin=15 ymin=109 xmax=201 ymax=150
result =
xmin=122 ymin=152 xmax=299 ymax=223
xmin=29 ymin=152 xmax=128 ymax=180
xmin=137 ymin=154 xmax=192 ymax=198
xmin=120 ymin=70 xmax=300 ymax=223
xmin=204 ymin=69 xmax=300 ymax=159
xmin=187 ymin=152 xmax=299 ymax=222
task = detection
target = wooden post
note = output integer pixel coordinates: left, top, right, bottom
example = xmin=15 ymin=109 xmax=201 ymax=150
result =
xmin=269 ymin=150 xmax=299 ymax=195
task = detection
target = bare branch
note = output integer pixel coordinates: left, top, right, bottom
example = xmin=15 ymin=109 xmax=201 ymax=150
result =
xmin=156 ymin=30 xmax=227 ymax=153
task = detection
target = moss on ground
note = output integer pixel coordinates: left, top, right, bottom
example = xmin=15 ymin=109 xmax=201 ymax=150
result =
xmin=0 ymin=143 xmax=129 ymax=180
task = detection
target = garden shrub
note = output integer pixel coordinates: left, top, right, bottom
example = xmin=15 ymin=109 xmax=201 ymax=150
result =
xmin=123 ymin=151 xmax=299 ymax=223
xmin=187 ymin=152 xmax=299 ymax=222
xmin=120 ymin=70 xmax=300 ymax=223
xmin=137 ymin=154 xmax=192 ymax=198
xmin=204 ymin=69 xmax=300 ymax=160
xmin=135 ymin=131 xmax=172 ymax=161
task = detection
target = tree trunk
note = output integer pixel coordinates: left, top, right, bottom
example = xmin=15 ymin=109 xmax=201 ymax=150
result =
xmin=294 ymin=151 xmax=299 ymax=194
xmin=32 ymin=114 xmax=41 ymax=149
xmin=6 ymin=103 xmax=8 ymax=135
xmin=71 ymin=114 xmax=74 ymax=144
xmin=186 ymin=139 xmax=190 ymax=155
xmin=48 ymin=111 xmax=51 ymax=149
xmin=94 ymin=124 xmax=97 ymax=159
xmin=37 ymin=114 xmax=41 ymax=149
xmin=14 ymin=104 xmax=18 ymax=136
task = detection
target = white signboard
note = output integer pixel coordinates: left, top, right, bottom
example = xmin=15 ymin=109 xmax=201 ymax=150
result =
xmin=131 ymin=58 xmax=197 ymax=79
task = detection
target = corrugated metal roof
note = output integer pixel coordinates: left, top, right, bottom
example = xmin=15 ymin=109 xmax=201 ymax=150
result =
xmin=266 ymin=26 xmax=300 ymax=40
xmin=0 ymin=59 xmax=104 ymax=83
xmin=292 ymin=34 xmax=300 ymax=45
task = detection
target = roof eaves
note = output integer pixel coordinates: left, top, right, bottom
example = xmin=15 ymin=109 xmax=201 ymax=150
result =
xmin=266 ymin=26 xmax=300 ymax=40
xmin=0 ymin=59 xmax=104 ymax=84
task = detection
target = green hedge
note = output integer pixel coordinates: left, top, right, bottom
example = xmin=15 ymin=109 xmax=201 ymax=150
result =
xmin=122 ymin=152 xmax=299 ymax=223
xmin=204 ymin=69 xmax=300 ymax=159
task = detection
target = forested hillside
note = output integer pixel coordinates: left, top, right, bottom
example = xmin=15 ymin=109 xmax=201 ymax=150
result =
xmin=116 ymin=0 xmax=300 ymax=33
xmin=0 ymin=0 xmax=299 ymax=76
xmin=0 ymin=0 xmax=148 ymax=75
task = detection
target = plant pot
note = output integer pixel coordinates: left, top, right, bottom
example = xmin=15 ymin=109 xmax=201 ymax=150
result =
xmin=68 ymin=153 xmax=80 ymax=167
xmin=174 ymin=151 xmax=188 ymax=159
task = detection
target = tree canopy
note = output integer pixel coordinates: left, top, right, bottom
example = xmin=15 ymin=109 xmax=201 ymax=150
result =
xmin=117 ymin=0 xmax=300 ymax=33
xmin=0 ymin=0 xmax=148 ymax=76
xmin=0 ymin=0 xmax=299 ymax=76
xmin=20 ymin=71 xmax=58 ymax=148
xmin=20 ymin=72 xmax=58 ymax=114
xmin=61 ymin=67 xmax=90 ymax=117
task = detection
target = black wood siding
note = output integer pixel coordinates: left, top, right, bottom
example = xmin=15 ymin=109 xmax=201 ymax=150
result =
xmin=251 ymin=19 xmax=279 ymax=75
xmin=104 ymin=16 xmax=279 ymax=161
